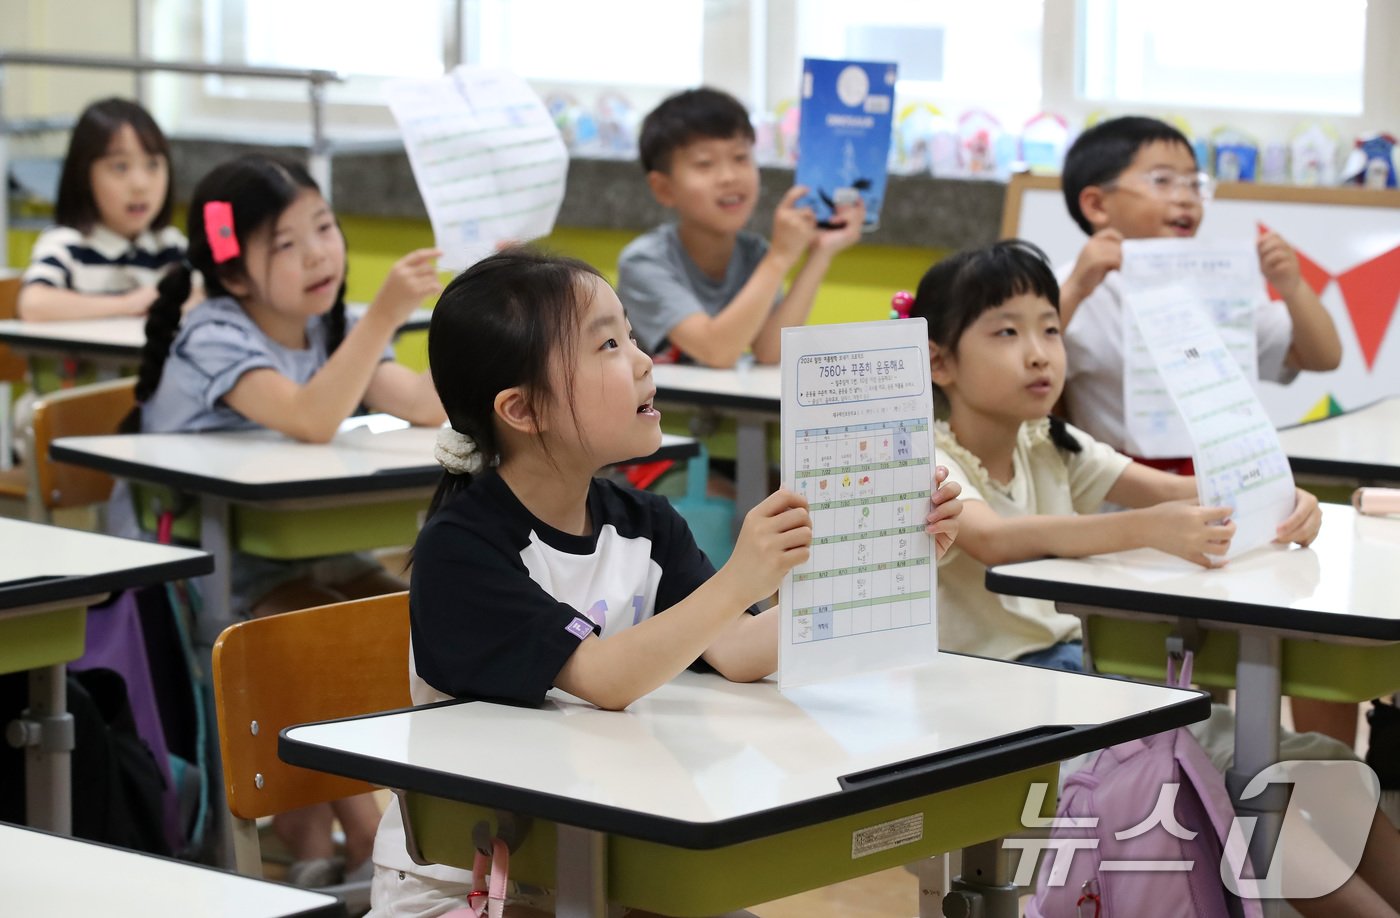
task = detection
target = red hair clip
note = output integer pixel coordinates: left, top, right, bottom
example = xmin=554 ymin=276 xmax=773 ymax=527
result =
xmin=204 ymin=200 xmax=240 ymax=264
xmin=890 ymin=290 xmax=914 ymax=320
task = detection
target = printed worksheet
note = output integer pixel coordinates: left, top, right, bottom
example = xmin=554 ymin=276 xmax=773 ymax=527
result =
xmin=1120 ymin=239 xmax=1265 ymax=457
xmin=778 ymin=319 xmax=937 ymax=689
xmin=1127 ymin=284 xmax=1295 ymax=561
xmin=386 ymin=66 xmax=568 ymax=270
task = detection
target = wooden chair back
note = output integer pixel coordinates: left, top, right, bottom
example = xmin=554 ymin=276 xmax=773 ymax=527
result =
xmin=212 ymin=591 xmax=411 ymax=832
xmin=0 ymin=276 xmax=25 ymax=380
xmin=29 ymin=376 xmax=136 ymax=512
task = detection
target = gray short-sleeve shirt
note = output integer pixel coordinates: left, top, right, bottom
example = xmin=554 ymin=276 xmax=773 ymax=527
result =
xmin=140 ymin=296 xmax=393 ymax=433
xmin=616 ymin=223 xmax=777 ymax=358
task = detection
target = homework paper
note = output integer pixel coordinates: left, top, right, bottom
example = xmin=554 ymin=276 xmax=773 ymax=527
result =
xmin=795 ymin=58 xmax=897 ymax=231
xmin=386 ymin=66 xmax=568 ymax=270
xmin=778 ymin=320 xmax=937 ymax=689
xmin=1126 ymin=284 xmax=1296 ymax=560
xmin=1120 ymin=239 xmax=1265 ymax=457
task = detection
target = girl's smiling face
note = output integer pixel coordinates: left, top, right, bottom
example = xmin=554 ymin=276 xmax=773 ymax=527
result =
xmin=542 ymin=275 xmax=662 ymax=469
xmin=931 ymin=292 xmax=1066 ymax=425
xmin=89 ymin=123 xmax=169 ymax=240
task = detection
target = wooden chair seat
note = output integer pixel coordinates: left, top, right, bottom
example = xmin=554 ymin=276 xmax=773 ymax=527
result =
xmin=0 ymin=465 xmax=27 ymax=500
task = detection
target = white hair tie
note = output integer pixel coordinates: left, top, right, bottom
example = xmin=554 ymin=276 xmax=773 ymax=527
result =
xmin=434 ymin=426 xmax=485 ymax=475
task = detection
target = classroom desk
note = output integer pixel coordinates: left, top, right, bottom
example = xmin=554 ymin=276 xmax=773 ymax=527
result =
xmin=986 ymin=502 xmax=1400 ymax=911
xmin=0 ymin=305 xmax=433 ymax=378
xmin=1278 ymin=396 xmax=1400 ymax=484
xmin=0 ymin=822 xmax=343 ymax=917
xmin=51 ymin=418 xmax=699 ymax=647
xmin=0 ymin=519 xmax=211 ymax=834
xmin=652 ymin=362 xmax=780 ymax=527
xmin=282 ymin=657 xmax=1207 ymax=918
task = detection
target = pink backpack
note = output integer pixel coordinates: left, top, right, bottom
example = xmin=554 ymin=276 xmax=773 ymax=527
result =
xmin=1026 ymin=654 xmax=1263 ymax=918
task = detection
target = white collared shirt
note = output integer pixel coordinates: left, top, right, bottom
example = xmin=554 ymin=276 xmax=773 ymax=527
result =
xmin=22 ymin=222 xmax=187 ymax=294
xmin=1059 ymin=268 xmax=1296 ymax=455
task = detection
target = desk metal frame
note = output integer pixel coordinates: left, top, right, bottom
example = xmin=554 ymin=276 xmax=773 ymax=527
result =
xmin=1 ymin=521 xmax=211 ymax=834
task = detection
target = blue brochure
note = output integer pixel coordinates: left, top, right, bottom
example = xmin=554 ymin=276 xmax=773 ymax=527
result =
xmin=795 ymin=58 xmax=898 ymax=231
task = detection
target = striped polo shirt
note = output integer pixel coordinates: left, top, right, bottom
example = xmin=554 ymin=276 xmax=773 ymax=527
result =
xmin=22 ymin=223 xmax=187 ymax=294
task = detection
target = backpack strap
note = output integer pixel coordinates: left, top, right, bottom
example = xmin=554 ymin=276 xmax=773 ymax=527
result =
xmin=1166 ymin=649 xmax=1195 ymax=689
xmin=462 ymin=837 xmax=509 ymax=918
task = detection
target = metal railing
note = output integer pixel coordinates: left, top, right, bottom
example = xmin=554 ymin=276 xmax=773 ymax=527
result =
xmin=0 ymin=51 xmax=344 ymax=265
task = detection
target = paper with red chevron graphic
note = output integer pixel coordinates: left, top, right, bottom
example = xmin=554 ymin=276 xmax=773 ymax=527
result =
xmin=1119 ymin=239 xmax=1266 ymax=458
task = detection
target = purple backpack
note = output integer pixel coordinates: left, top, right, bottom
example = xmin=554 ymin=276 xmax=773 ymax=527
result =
xmin=1026 ymin=654 xmax=1263 ymax=918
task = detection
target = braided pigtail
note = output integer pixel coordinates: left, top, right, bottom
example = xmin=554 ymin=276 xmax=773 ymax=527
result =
xmin=122 ymin=264 xmax=192 ymax=432
xmin=1048 ymin=415 xmax=1083 ymax=454
xmin=324 ymin=280 xmax=348 ymax=355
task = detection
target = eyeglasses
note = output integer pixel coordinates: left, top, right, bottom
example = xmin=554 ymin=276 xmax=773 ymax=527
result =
xmin=1105 ymin=169 xmax=1216 ymax=202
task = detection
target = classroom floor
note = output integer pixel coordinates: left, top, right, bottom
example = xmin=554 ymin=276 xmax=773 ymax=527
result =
xmin=747 ymin=866 xmax=919 ymax=917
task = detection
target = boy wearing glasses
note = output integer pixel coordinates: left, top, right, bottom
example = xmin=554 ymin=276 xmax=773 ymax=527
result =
xmin=1058 ymin=115 xmax=1350 ymax=745
xmin=1057 ymin=115 xmax=1341 ymax=463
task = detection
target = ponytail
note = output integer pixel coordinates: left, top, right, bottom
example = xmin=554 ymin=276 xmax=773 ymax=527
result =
xmin=423 ymin=473 xmax=472 ymax=525
xmin=1048 ymin=415 xmax=1082 ymax=454
xmin=122 ymin=264 xmax=192 ymax=432
xmin=415 ymin=248 xmax=601 ymax=529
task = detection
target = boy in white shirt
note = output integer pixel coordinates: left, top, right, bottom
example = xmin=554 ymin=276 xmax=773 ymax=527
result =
xmin=1057 ymin=115 xmax=1341 ymax=470
xmin=1058 ymin=115 xmax=1350 ymax=742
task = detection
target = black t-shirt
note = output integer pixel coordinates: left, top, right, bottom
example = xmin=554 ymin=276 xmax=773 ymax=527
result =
xmin=410 ymin=471 xmax=730 ymax=706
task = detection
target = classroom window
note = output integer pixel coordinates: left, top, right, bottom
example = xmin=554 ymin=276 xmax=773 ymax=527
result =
xmin=157 ymin=0 xmax=718 ymax=134
xmin=198 ymin=0 xmax=448 ymax=103
xmin=1078 ymin=0 xmax=1368 ymax=115
xmin=793 ymin=0 xmax=1045 ymax=125
xmin=464 ymin=0 xmax=704 ymax=88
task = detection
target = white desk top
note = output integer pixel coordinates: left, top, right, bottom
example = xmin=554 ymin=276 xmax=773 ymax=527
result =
xmin=0 ymin=823 xmax=341 ymax=917
xmin=0 ymin=304 xmax=432 ymax=359
xmin=652 ymin=363 xmax=781 ymax=412
xmin=1278 ymin=397 xmax=1400 ymax=481
xmin=282 ymin=657 xmax=1204 ymax=848
xmin=0 ymin=518 xmax=211 ymax=611
xmin=0 ymin=316 xmax=147 ymax=357
xmin=52 ymin=417 xmax=698 ymax=502
xmin=53 ymin=416 xmax=443 ymax=501
xmin=987 ymin=503 xmax=1400 ymax=641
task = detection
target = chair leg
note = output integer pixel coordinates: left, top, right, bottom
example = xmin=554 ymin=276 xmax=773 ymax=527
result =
xmin=230 ymin=816 xmax=264 ymax=877
xmin=0 ymin=380 xmax=12 ymax=472
xmin=22 ymin=425 xmax=45 ymax=523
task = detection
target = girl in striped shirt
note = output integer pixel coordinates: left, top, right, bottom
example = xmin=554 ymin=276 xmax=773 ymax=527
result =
xmin=19 ymin=97 xmax=186 ymax=321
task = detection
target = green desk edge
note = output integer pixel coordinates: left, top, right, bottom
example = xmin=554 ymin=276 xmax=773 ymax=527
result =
xmin=404 ymin=762 xmax=1057 ymax=916
xmin=1087 ymin=616 xmax=1400 ymax=702
xmin=134 ymin=485 xmax=423 ymax=559
xmin=0 ymin=607 xmax=87 ymax=674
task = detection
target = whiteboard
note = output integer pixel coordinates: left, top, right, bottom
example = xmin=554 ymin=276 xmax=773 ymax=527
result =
xmin=1002 ymin=174 xmax=1400 ymax=425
